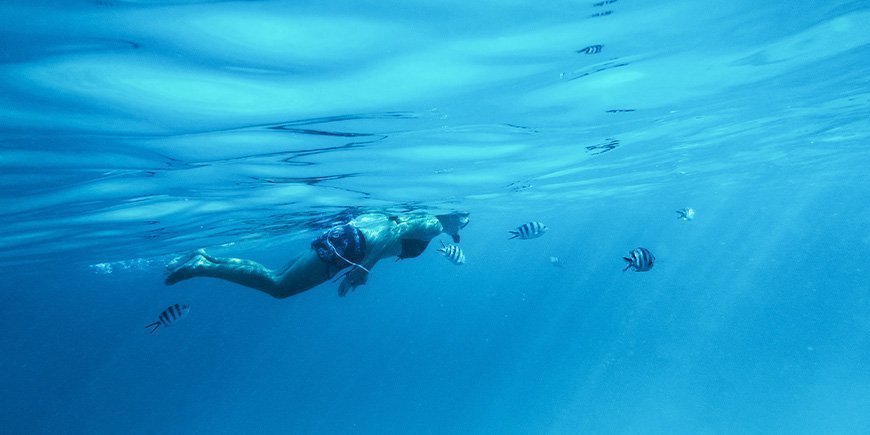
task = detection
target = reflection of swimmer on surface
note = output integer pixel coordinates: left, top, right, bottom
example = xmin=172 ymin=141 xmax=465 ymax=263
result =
xmin=165 ymin=211 xmax=470 ymax=298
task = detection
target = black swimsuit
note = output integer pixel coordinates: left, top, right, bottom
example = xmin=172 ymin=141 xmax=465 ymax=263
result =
xmin=311 ymin=224 xmax=366 ymax=272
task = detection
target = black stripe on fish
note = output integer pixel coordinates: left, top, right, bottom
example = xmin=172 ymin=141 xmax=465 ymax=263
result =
xmin=590 ymin=11 xmax=612 ymax=18
xmin=146 ymin=304 xmax=190 ymax=334
xmin=510 ymin=221 xmax=548 ymax=239
xmin=577 ymin=45 xmax=603 ymax=54
xmin=438 ymin=241 xmax=465 ymax=265
xmin=624 ymin=247 xmax=654 ymax=272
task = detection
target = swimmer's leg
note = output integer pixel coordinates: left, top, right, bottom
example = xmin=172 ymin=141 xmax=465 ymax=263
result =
xmin=165 ymin=250 xmax=285 ymax=298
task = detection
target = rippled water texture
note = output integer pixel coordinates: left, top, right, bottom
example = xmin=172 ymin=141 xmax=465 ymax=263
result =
xmin=1 ymin=0 xmax=865 ymax=267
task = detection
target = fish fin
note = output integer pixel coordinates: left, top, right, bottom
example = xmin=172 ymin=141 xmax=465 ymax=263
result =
xmin=622 ymin=257 xmax=633 ymax=272
xmin=145 ymin=321 xmax=161 ymax=334
xmin=508 ymin=231 xmax=519 ymax=239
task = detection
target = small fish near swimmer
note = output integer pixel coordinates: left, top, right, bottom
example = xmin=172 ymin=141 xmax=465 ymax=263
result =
xmin=145 ymin=303 xmax=190 ymax=333
xmin=509 ymin=221 xmax=548 ymax=239
xmin=676 ymin=207 xmax=695 ymax=221
xmin=437 ymin=240 xmax=466 ymax=265
xmin=623 ymin=247 xmax=655 ymax=272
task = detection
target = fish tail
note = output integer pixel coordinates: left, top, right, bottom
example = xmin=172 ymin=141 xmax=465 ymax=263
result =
xmin=144 ymin=321 xmax=161 ymax=334
xmin=508 ymin=231 xmax=519 ymax=239
xmin=622 ymin=257 xmax=632 ymax=272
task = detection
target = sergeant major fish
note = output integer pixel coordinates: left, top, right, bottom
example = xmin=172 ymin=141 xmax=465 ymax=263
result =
xmin=145 ymin=303 xmax=190 ymax=334
xmin=577 ymin=44 xmax=603 ymax=54
xmin=509 ymin=221 xmax=548 ymax=239
xmin=623 ymin=247 xmax=655 ymax=272
xmin=676 ymin=207 xmax=695 ymax=221
xmin=437 ymin=240 xmax=466 ymax=265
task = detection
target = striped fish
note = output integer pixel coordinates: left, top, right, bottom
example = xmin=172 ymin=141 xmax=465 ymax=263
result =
xmin=145 ymin=303 xmax=190 ymax=334
xmin=676 ymin=207 xmax=695 ymax=221
xmin=437 ymin=240 xmax=465 ymax=265
xmin=509 ymin=221 xmax=548 ymax=239
xmin=577 ymin=44 xmax=603 ymax=54
xmin=623 ymin=247 xmax=655 ymax=272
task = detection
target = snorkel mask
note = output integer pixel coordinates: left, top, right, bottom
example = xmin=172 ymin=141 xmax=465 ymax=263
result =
xmin=437 ymin=212 xmax=470 ymax=243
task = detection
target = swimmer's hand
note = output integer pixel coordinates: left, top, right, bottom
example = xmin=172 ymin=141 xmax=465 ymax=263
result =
xmin=338 ymin=267 xmax=369 ymax=297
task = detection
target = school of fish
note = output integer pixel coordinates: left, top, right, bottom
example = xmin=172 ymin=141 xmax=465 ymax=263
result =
xmin=151 ymin=208 xmax=693 ymax=332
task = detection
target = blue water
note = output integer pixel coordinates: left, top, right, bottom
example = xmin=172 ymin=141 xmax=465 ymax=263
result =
xmin=2 ymin=0 xmax=869 ymax=433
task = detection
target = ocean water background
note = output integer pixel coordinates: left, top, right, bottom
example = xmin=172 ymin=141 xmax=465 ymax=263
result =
xmin=1 ymin=0 xmax=869 ymax=433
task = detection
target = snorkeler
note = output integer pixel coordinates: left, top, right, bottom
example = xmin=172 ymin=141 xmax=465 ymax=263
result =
xmin=164 ymin=211 xmax=470 ymax=298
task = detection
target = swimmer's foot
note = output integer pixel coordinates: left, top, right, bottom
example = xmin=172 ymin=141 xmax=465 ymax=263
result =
xmin=165 ymin=249 xmax=208 ymax=285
